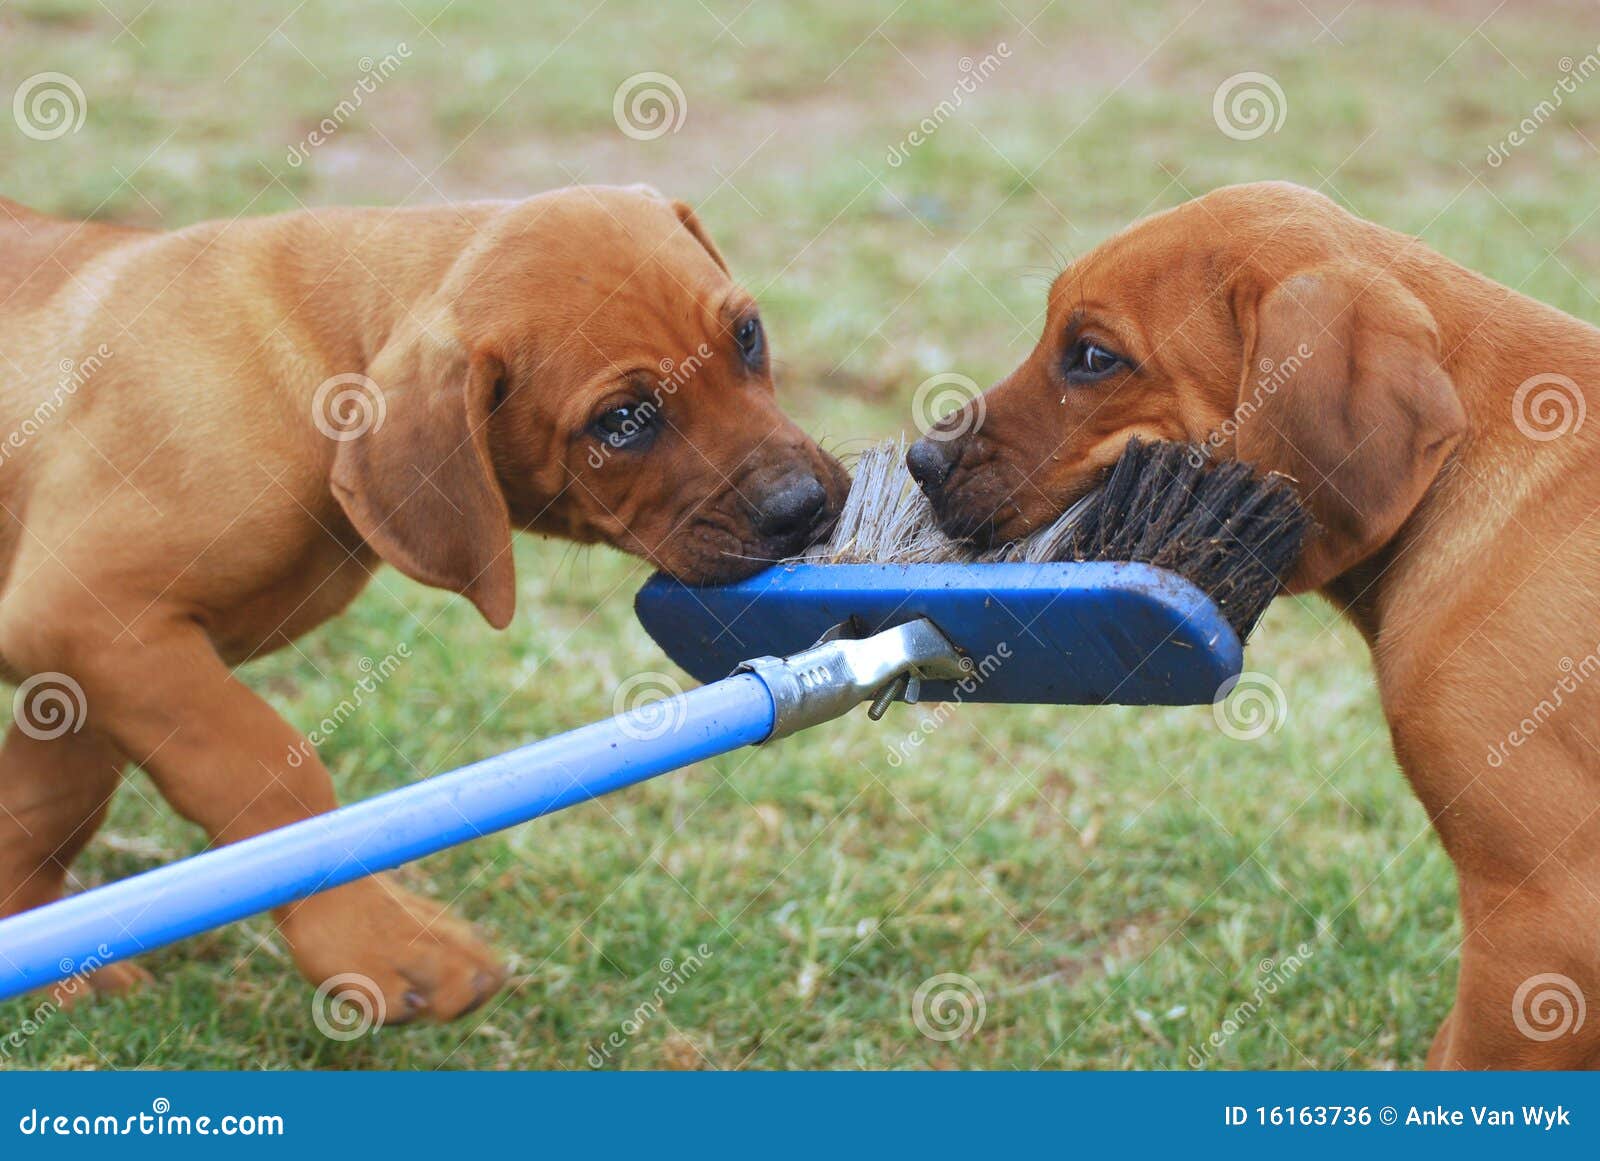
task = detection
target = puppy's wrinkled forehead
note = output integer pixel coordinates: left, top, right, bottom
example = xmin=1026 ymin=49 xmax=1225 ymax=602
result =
xmin=1052 ymin=182 xmax=1348 ymax=299
xmin=1040 ymin=186 xmax=1347 ymax=372
xmin=498 ymin=189 xmax=733 ymax=348
xmin=1047 ymin=207 xmax=1222 ymax=324
xmin=467 ymin=188 xmax=748 ymax=391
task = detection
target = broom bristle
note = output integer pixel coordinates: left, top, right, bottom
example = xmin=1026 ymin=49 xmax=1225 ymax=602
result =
xmin=799 ymin=437 xmax=1311 ymax=640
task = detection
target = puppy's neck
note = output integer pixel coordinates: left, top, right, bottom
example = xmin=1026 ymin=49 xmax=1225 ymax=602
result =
xmin=1327 ymin=246 xmax=1600 ymax=679
xmin=276 ymin=204 xmax=504 ymax=373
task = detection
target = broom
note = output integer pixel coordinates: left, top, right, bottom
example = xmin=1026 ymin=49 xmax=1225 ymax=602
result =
xmin=638 ymin=435 xmax=1310 ymax=713
xmin=799 ymin=436 xmax=1310 ymax=641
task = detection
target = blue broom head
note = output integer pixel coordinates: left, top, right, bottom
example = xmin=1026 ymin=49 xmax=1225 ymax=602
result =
xmin=635 ymin=439 xmax=1308 ymax=707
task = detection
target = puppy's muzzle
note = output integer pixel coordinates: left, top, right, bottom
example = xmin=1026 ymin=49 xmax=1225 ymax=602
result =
xmin=906 ymin=436 xmax=956 ymax=499
xmin=750 ymin=469 xmax=831 ymax=547
xmin=904 ymin=434 xmax=1012 ymax=546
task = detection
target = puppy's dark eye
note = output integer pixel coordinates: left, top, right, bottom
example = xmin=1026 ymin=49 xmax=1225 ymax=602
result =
xmin=1064 ymin=340 xmax=1125 ymax=384
xmin=592 ymin=401 xmax=657 ymax=449
xmin=735 ymin=316 xmax=764 ymax=366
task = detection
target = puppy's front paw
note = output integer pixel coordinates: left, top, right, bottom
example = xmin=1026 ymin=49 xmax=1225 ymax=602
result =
xmin=278 ymin=877 xmax=506 ymax=1025
xmin=50 ymin=961 xmax=154 ymax=1009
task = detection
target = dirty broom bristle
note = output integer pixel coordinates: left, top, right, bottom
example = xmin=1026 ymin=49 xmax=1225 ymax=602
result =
xmin=801 ymin=437 xmax=1311 ymax=640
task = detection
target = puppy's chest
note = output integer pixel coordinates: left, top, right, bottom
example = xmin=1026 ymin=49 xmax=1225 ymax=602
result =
xmin=204 ymin=544 xmax=379 ymax=665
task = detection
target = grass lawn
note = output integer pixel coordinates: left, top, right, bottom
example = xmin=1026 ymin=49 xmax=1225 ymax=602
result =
xmin=1 ymin=0 xmax=1595 ymax=1069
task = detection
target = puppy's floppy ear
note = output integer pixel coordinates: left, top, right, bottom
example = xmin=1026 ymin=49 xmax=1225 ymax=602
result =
xmin=1231 ymin=263 xmax=1465 ymax=593
xmin=671 ymin=200 xmax=730 ymax=274
xmin=329 ymin=327 xmax=516 ymax=629
xmin=622 ymin=185 xmax=730 ymax=274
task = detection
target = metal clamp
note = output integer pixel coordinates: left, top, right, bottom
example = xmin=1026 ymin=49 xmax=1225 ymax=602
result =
xmin=738 ymin=618 xmax=973 ymax=741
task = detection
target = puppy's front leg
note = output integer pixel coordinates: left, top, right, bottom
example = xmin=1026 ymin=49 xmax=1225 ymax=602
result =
xmin=0 ymin=726 xmax=153 ymax=1001
xmin=4 ymin=605 xmax=505 ymax=1023
xmin=1433 ymin=880 xmax=1600 ymax=1069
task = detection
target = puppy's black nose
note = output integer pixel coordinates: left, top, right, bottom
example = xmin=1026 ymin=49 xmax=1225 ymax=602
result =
xmin=906 ymin=437 xmax=955 ymax=497
xmin=754 ymin=471 xmax=828 ymax=539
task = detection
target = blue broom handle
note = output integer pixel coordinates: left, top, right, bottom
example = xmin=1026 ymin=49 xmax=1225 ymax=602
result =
xmin=0 ymin=673 xmax=777 ymax=1001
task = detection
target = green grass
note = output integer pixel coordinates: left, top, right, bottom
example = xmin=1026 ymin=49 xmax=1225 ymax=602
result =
xmin=1 ymin=0 xmax=1593 ymax=1068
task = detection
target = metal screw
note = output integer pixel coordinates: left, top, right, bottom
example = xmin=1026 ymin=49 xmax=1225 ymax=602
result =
xmin=867 ymin=674 xmax=909 ymax=720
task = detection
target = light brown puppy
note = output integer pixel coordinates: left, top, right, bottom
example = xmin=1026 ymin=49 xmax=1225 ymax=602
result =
xmin=907 ymin=180 xmax=1600 ymax=1068
xmin=0 ymin=185 xmax=846 ymax=1021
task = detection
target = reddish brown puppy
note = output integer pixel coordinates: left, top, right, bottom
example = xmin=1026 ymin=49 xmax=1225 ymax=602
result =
xmin=0 ymin=185 xmax=846 ymax=1021
xmin=908 ymin=180 xmax=1600 ymax=1068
